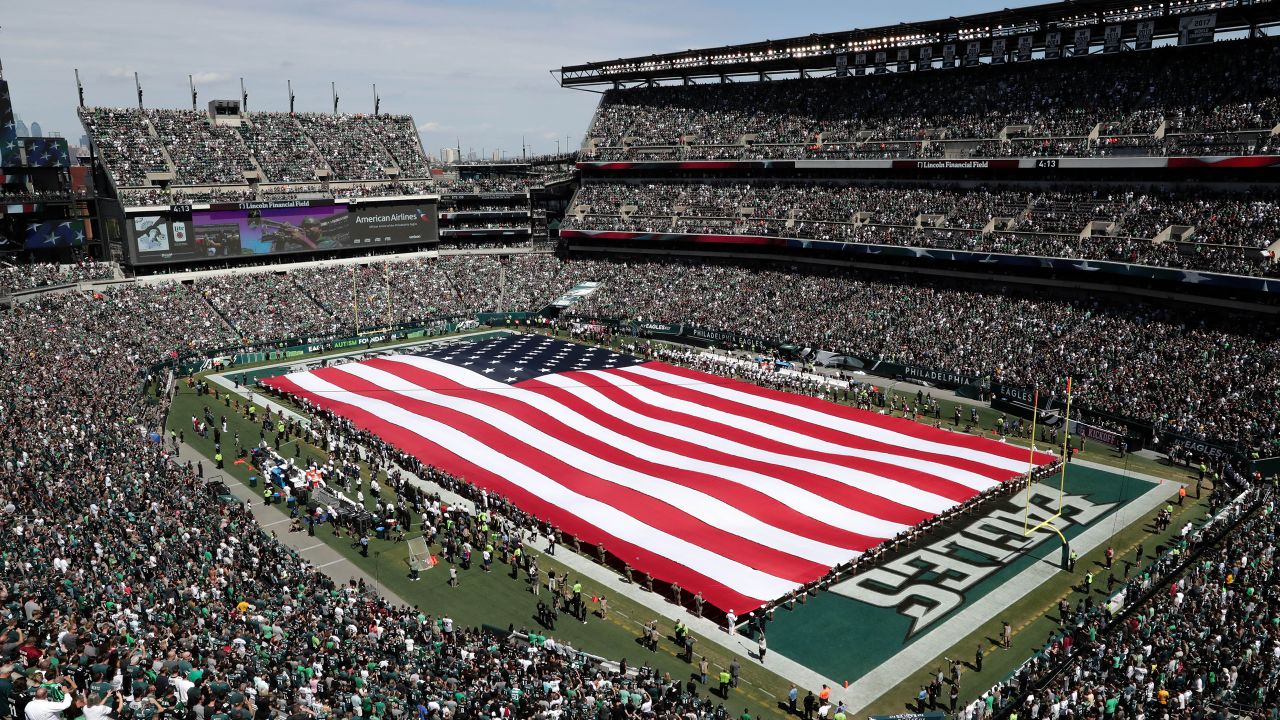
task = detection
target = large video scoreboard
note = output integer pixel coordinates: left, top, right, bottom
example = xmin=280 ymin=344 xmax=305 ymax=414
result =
xmin=124 ymin=196 xmax=438 ymax=265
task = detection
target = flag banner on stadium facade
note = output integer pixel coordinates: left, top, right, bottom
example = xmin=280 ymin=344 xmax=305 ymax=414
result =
xmin=1044 ymin=31 xmax=1062 ymax=59
xmin=1103 ymin=24 xmax=1123 ymax=53
xmin=0 ymin=80 xmax=15 ymax=167
xmin=1179 ymin=13 xmax=1216 ymax=45
xmin=835 ymin=54 xmax=848 ymax=77
xmin=855 ymin=53 xmax=867 ymax=76
xmin=1136 ymin=20 xmax=1155 ymax=50
xmin=991 ymin=38 xmax=1007 ymax=64
xmin=263 ymin=334 xmax=1057 ymax=611
xmin=869 ymin=713 xmax=947 ymax=720
xmin=1073 ymin=28 xmax=1091 ymax=56
xmin=896 ymin=48 xmax=911 ymax=73
xmin=1017 ymin=35 xmax=1033 ymax=62
xmin=23 ymin=219 xmax=86 ymax=249
xmin=19 ymin=137 xmax=70 ymax=168
xmin=942 ymin=44 xmax=956 ymax=68
xmin=917 ymin=46 xmax=933 ymax=69
xmin=874 ymin=51 xmax=888 ymax=74
xmin=964 ymin=41 xmax=981 ymax=67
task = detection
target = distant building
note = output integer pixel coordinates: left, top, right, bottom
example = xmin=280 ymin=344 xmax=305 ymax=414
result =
xmin=79 ymin=135 xmax=89 ymax=148
xmin=29 ymin=121 xmax=42 ymax=137
xmin=441 ymin=147 xmax=460 ymax=164
xmin=15 ymin=119 xmax=29 ymax=137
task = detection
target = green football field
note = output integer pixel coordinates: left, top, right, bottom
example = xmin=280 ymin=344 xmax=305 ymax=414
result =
xmin=164 ymin=329 xmax=1206 ymax=718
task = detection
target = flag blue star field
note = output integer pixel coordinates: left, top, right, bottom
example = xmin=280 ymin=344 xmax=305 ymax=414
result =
xmin=23 ymin=220 xmax=86 ymax=249
xmin=20 ymin=137 xmax=71 ymax=168
xmin=0 ymin=81 xmax=16 ymax=167
xmin=265 ymin=334 xmax=1055 ymax=611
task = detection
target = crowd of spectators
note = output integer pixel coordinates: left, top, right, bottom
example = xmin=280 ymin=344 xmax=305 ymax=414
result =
xmin=2 ymin=245 xmax=1279 ymax=720
xmin=293 ymin=113 xmax=396 ymax=181
xmin=567 ymin=181 xmax=1280 ymax=277
xmin=558 ymin=256 xmax=1280 ymax=452
xmin=237 ymin=113 xmax=328 ymax=183
xmin=585 ymin=37 xmax=1280 ymax=160
xmin=115 ymin=181 xmax=438 ymax=208
xmin=79 ymin=109 xmax=436 ymax=191
xmin=0 ymin=286 xmax=750 ymax=720
xmin=363 ymin=115 xmax=434 ymax=179
xmin=214 ymin=255 xmax=569 ymax=336
xmin=975 ymin=485 xmax=1275 ymax=719
xmin=77 ymin=108 xmax=170 ymax=186
xmin=0 ymin=188 xmax=91 ymax=204
xmin=0 ymin=260 xmax=115 ymax=291
xmin=146 ymin=110 xmax=257 ymax=185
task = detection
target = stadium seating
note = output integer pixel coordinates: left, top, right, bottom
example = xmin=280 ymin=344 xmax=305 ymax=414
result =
xmin=292 ymin=112 xmax=396 ymax=181
xmin=567 ymin=182 xmax=1280 ymax=277
xmin=77 ymin=107 xmax=170 ymax=186
xmin=146 ymin=109 xmax=257 ymax=185
xmin=1 ymin=249 xmax=1276 ymax=719
xmin=236 ymin=111 xmax=329 ymax=183
xmin=79 ymin=108 xmax=437 ymax=197
xmin=0 ymin=260 xmax=115 ymax=291
xmin=363 ymin=114 xmax=434 ymax=179
xmin=582 ymin=37 xmax=1280 ymax=161
xmin=554 ymin=256 xmax=1279 ymax=453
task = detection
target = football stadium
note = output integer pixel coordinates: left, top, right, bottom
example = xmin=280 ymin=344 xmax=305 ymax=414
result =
xmin=1 ymin=1 xmax=1279 ymax=718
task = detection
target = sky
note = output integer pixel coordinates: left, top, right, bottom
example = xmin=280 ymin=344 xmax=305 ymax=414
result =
xmin=2 ymin=0 xmax=1007 ymax=159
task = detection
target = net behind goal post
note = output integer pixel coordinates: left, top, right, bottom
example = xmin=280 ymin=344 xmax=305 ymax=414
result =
xmin=407 ymin=537 xmax=437 ymax=571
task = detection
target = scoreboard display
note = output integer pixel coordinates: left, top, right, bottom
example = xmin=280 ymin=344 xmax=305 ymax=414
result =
xmin=126 ymin=197 xmax=438 ymax=265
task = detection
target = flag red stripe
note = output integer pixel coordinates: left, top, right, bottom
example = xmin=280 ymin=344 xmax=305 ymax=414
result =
xmin=518 ymin=375 xmax=933 ymax=527
xmin=265 ymin=374 xmax=770 ymax=610
xmin=613 ymin=364 xmax=1015 ymax=485
xmin=310 ymin=366 xmax=828 ymax=582
xmin=649 ymin=362 xmax=1054 ymax=466
xmin=365 ymin=357 xmax=880 ymax=552
xmin=552 ymin=368 xmax=977 ymax=504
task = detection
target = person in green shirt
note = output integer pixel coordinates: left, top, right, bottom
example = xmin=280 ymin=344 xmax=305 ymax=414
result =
xmin=740 ymin=710 xmax=752 ymax=720
xmin=719 ymin=670 xmax=732 ymax=698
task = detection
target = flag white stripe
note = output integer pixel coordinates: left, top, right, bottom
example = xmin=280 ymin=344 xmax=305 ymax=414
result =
xmin=334 ymin=362 xmax=854 ymax=566
xmin=601 ymin=366 xmax=1001 ymax=492
xmin=388 ymin=356 xmax=905 ymax=537
xmin=284 ymin=371 xmax=801 ymax=600
xmin=622 ymin=364 xmax=1032 ymax=474
xmin=537 ymin=372 xmax=955 ymax=514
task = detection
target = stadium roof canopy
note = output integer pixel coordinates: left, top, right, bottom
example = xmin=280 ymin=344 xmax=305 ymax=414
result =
xmin=557 ymin=0 xmax=1280 ymax=87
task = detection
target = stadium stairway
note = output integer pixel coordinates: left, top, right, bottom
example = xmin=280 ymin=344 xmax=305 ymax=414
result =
xmin=188 ymin=286 xmax=240 ymax=336
xmin=288 ymin=274 xmax=345 ymax=321
xmin=176 ymin=439 xmax=402 ymax=600
xmin=141 ymin=113 xmax=180 ymax=175
xmin=295 ymin=116 xmax=337 ymax=178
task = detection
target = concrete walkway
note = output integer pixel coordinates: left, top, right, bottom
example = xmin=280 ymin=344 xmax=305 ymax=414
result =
xmin=177 ymin=441 xmax=407 ymax=604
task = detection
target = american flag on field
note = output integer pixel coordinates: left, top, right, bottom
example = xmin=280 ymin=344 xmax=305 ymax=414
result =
xmin=264 ymin=334 xmax=1057 ymax=612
